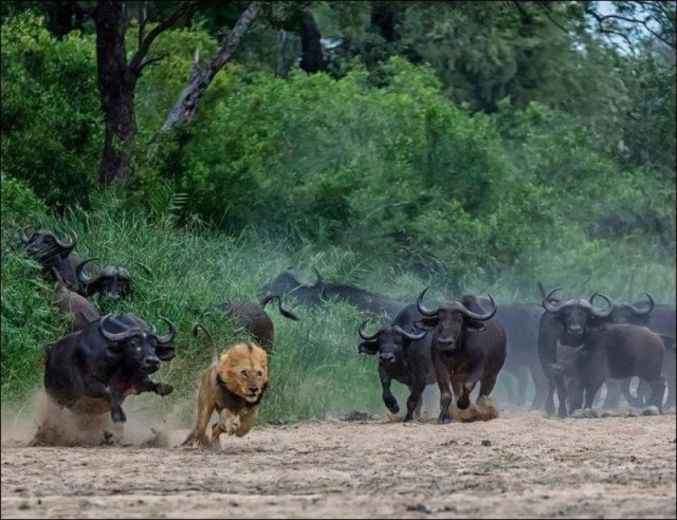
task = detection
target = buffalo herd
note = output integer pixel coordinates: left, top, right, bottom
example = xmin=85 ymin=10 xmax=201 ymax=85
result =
xmin=12 ymin=229 xmax=677 ymax=445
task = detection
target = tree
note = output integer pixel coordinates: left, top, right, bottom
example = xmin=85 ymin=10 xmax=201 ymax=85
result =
xmin=82 ymin=1 xmax=196 ymax=185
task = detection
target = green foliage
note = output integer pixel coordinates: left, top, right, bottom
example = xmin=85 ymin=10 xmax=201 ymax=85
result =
xmin=1 ymin=12 xmax=101 ymax=210
xmin=0 ymin=171 xmax=47 ymax=228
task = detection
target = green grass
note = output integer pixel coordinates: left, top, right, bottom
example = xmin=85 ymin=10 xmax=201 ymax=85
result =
xmin=2 ymin=193 xmax=674 ymax=424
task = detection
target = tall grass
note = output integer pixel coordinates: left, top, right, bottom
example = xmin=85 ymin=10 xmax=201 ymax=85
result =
xmin=2 ymin=192 xmax=674 ymax=424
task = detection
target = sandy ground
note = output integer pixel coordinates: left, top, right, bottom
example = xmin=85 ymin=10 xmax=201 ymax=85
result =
xmin=1 ymin=411 xmax=675 ymax=519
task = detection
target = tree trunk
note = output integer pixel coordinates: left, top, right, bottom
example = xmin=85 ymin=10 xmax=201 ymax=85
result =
xmin=299 ymin=12 xmax=326 ymax=74
xmin=95 ymin=0 xmax=138 ymax=186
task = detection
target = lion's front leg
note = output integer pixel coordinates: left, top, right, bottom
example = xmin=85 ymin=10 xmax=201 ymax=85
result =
xmin=235 ymin=407 xmax=259 ymax=437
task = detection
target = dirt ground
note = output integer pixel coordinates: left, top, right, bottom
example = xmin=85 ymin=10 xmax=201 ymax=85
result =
xmin=1 ymin=410 xmax=676 ymax=519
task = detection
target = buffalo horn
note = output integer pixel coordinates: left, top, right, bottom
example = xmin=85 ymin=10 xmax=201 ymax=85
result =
xmin=454 ymin=294 xmax=497 ymax=321
xmin=358 ymin=319 xmax=380 ymax=341
xmin=416 ymin=287 xmax=439 ymax=317
xmin=542 ymin=287 xmax=564 ymax=313
xmin=76 ymin=257 xmax=100 ymax=284
xmin=393 ymin=325 xmax=427 ymax=341
xmin=630 ymin=293 xmax=655 ymax=316
xmin=99 ymin=314 xmax=144 ymax=343
xmin=155 ymin=316 xmax=177 ymax=345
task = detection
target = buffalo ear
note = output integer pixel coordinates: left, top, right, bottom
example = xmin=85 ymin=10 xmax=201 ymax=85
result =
xmin=358 ymin=341 xmax=379 ymax=355
xmin=155 ymin=345 xmax=176 ymax=361
xmin=415 ymin=317 xmax=438 ymax=330
xmin=465 ymin=320 xmax=486 ymax=332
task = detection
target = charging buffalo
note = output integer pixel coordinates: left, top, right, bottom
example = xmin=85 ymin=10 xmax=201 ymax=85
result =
xmin=357 ymin=304 xmax=430 ymax=421
xmin=416 ymin=289 xmax=505 ymax=424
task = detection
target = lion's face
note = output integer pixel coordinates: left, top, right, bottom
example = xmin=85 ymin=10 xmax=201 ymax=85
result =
xmin=219 ymin=343 xmax=268 ymax=403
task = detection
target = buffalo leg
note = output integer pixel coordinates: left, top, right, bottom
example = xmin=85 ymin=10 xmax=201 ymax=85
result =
xmin=404 ymin=382 xmax=426 ymax=423
xmin=567 ymin=379 xmax=584 ymax=412
xmin=83 ymin=381 xmax=124 ymax=422
xmin=432 ymin=350 xmax=453 ymax=425
xmin=602 ymin=379 xmax=622 ymax=410
xmin=545 ymin=370 xmax=557 ymax=416
xmin=648 ymin=376 xmax=666 ymax=414
xmin=529 ymin=363 xmax=548 ymax=411
xmin=583 ymin=378 xmax=605 ymax=410
xmin=378 ymin=365 xmax=399 ymax=414
xmin=554 ymin=372 xmax=568 ymax=418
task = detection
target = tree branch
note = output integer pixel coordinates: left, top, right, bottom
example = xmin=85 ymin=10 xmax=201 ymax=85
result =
xmin=128 ymin=2 xmax=197 ymax=75
xmin=139 ymin=54 xmax=167 ymax=73
xmin=138 ymin=1 xmax=148 ymax=55
xmin=163 ymin=1 xmax=260 ymax=131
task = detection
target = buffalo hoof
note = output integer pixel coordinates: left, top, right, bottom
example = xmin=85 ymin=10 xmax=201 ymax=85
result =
xmin=403 ymin=414 xmax=414 ymax=423
xmin=386 ymin=402 xmax=400 ymax=414
xmin=111 ymin=408 xmax=126 ymax=423
xmin=437 ymin=416 xmax=452 ymax=425
xmin=641 ymin=406 xmax=660 ymax=416
xmin=156 ymin=383 xmax=174 ymax=396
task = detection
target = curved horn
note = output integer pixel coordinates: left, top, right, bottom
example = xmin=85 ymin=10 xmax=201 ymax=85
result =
xmin=587 ymin=293 xmax=612 ymax=318
xmin=21 ymin=225 xmax=34 ymax=243
xmin=76 ymin=257 xmax=99 ymax=285
xmin=99 ymin=314 xmax=144 ymax=343
xmin=393 ymin=325 xmax=427 ymax=341
xmin=416 ymin=287 xmax=439 ymax=317
xmin=630 ymin=293 xmax=655 ymax=316
xmin=55 ymin=232 xmax=75 ymax=250
xmin=358 ymin=319 xmax=380 ymax=341
xmin=543 ymin=287 xmax=564 ymax=313
xmin=192 ymin=322 xmax=218 ymax=364
xmin=455 ymin=294 xmax=497 ymax=321
xmin=155 ymin=316 xmax=177 ymax=345
xmin=589 ymin=292 xmax=612 ymax=308
xmin=135 ymin=261 xmax=153 ymax=276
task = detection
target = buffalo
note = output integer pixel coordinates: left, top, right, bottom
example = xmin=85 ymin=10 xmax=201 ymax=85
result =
xmin=416 ymin=289 xmax=506 ymax=424
xmin=538 ymin=289 xmax=613 ymax=417
xmin=357 ymin=304 xmax=431 ymax=421
xmin=52 ymin=285 xmax=101 ymax=331
xmin=260 ymin=267 xmax=407 ymax=318
xmin=20 ymin=228 xmax=139 ymax=299
xmin=558 ymin=324 xmax=666 ymax=414
xmin=218 ymin=293 xmax=299 ymax=351
xmin=592 ymin=293 xmax=676 ymax=409
xmin=493 ymin=303 xmax=548 ymax=409
xmin=41 ymin=313 xmax=176 ymax=424
xmin=259 ymin=267 xmax=324 ymax=307
xmin=313 ymin=269 xmax=406 ymax=318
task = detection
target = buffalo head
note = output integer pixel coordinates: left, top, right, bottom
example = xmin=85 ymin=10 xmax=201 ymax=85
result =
xmin=22 ymin=228 xmax=76 ymax=267
xmin=77 ymin=259 xmax=133 ymax=299
xmin=590 ymin=292 xmax=654 ymax=325
xmin=357 ymin=319 xmax=427 ymax=368
xmin=98 ymin=313 xmax=177 ymax=372
xmin=542 ymin=288 xmax=612 ymax=339
xmin=415 ymin=288 xmax=497 ymax=352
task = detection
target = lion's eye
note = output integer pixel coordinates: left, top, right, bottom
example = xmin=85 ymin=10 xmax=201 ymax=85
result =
xmin=256 ymin=370 xmax=263 ymax=377
xmin=240 ymin=370 xmax=247 ymax=378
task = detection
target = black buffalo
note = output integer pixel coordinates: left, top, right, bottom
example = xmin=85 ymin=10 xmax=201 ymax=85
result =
xmin=42 ymin=313 xmax=177 ymax=423
xmin=313 ymin=269 xmax=407 ymax=318
xmin=218 ymin=293 xmax=299 ymax=351
xmin=593 ymin=293 xmax=676 ymax=409
xmin=259 ymin=268 xmax=324 ymax=307
xmin=559 ymin=324 xmax=666 ymax=414
xmin=538 ymin=288 xmax=613 ymax=417
xmin=75 ymin=258 xmax=135 ymax=299
xmin=260 ymin=268 xmax=407 ymax=318
xmin=416 ymin=289 xmax=506 ymax=424
xmin=493 ymin=303 xmax=548 ymax=409
xmin=357 ymin=304 xmax=430 ymax=421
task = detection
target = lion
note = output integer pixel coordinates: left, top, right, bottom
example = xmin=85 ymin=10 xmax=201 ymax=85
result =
xmin=181 ymin=322 xmax=268 ymax=449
